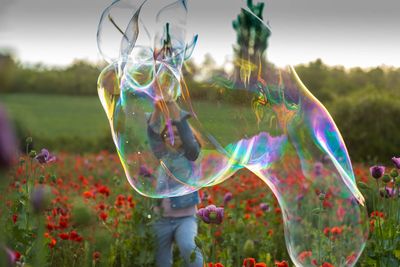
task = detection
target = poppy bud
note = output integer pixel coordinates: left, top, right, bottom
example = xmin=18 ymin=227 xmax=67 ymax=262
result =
xmin=370 ymin=166 xmax=385 ymax=179
xmin=390 ymin=168 xmax=398 ymax=178
xmin=382 ymin=174 xmax=391 ymax=184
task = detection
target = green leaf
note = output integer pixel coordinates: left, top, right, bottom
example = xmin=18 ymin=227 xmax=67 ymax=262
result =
xmin=394 ymin=250 xmax=400 ymax=260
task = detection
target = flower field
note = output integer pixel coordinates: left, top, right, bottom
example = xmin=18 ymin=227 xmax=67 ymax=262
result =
xmin=1 ymin=142 xmax=400 ymax=267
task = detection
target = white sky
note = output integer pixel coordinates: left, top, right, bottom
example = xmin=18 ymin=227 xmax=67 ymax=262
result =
xmin=0 ymin=0 xmax=399 ymax=68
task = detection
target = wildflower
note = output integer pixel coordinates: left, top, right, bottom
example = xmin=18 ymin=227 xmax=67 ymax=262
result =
xmin=380 ymin=187 xmax=396 ymax=198
xmin=390 ymin=168 xmax=399 ymax=178
xmin=369 ymin=165 xmax=385 ymax=179
xmin=346 ymin=253 xmax=357 ymax=264
xmin=298 ymin=250 xmax=312 ymax=263
xmin=382 ymin=174 xmax=391 ymax=183
xmin=139 ymin=164 xmax=153 ymax=177
xmin=370 ymin=211 xmax=384 ymax=218
xmin=314 ymin=162 xmax=323 ymax=176
xmin=97 ymin=185 xmax=110 ymax=196
xmin=83 ymin=191 xmax=95 ymax=199
xmin=323 ymin=227 xmax=330 ymax=237
xmin=49 ymin=238 xmax=57 ymax=248
xmin=5 ymin=248 xmax=21 ymax=265
xmin=392 ymin=157 xmax=400 ymax=169
xmin=321 ymin=262 xmax=334 ymax=267
xmin=243 ymin=240 xmax=255 ymax=257
xmin=12 ymin=214 xmax=18 ymax=224
xmin=259 ymin=203 xmax=270 ymax=211
xmin=99 ymin=211 xmax=108 ymax=221
xmin=369 ymin=219 xmax=375 ymax=232
xmin=243 ymin=258 xmax=256 ymax=267
xmin=31 ymin=185 xmax=52 ymax=213
xmin=275 ymin=260 xmax=289 ymax=267
xmin=69 ymin=230 xmax=79 ymax=240
xmin=93 ymin=251 xmax=101 ymax=261
xmin=223 ymin=192 xmax=233 ymax=203
xmin=59 ymin=215 xmax=69 ymax=229
xmin=35 ymin=148 xmax=56 ymax=164
xmin=331 ymin=226 xmax=343 ymax=236
xmin=58 ymin=232 xmax=69 ymax=240
xmin=197 ymin=204 xmax=224 ymax=224
xmin=0 ymin=105 xmax=17 ymax=170
xmin=255 ymin=263 xmax=267 ymax=267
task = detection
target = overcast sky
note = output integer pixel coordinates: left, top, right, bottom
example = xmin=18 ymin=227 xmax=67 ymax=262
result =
xmin=0 ymin=0 xmax=399 ymax=68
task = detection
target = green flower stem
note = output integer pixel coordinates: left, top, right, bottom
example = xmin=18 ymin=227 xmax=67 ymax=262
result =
xmin=397 ymin=185 xmax=400 ymax=223
xmin=375 ymin=180 xmax=384 ymax=264
xmin=318 ymin=200 xmax=322 ymax=265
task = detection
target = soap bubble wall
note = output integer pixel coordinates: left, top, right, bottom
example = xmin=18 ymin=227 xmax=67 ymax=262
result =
xmin=97 ymin=0 xmax=368 ymax=266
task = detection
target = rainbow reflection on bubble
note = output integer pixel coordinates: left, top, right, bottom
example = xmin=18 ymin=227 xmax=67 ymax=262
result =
xmin=97 ymin=0 xmax=368 ymax=266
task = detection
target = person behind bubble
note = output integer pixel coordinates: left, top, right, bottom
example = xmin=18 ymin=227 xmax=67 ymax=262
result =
xmin=147 ymin=98 xmax=204 ymax=267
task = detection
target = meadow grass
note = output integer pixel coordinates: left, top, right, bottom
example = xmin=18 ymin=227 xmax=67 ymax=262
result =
xmin=1 ymin=93 xmax=278 ymax=152
xmin=1 ymin=93 xmax=109 ymax=139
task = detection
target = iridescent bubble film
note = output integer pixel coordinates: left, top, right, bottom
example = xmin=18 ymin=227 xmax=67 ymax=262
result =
xmin=97 ymin=0 xmax=368 ymax=266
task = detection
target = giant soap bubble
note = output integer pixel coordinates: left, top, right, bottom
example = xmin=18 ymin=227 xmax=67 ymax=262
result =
xmin=97 ymin=0 xmax=368 ymax=266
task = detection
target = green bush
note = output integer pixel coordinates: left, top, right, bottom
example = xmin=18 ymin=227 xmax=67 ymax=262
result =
xmin=331 ymin=90 xmax=400 ymax=163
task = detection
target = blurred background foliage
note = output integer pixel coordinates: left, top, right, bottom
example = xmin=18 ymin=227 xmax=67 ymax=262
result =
xmin=0 ymin=52 xmax=399 ymax=164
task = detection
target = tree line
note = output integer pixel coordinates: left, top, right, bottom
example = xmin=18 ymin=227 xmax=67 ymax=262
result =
xmin=1 ymin=53 xmax=399 ymax=163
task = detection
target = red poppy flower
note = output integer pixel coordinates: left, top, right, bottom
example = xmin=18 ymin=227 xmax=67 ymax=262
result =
xmin=12 ymin=214 xmax=18 ymax=224
xmin=323 ymin=227 xmax=330 ymax=237
xmin=58 ymin=232 xmax=69 ymax=240
xmin=275 ymin=260 xmax=289 ymax=267
xmin=93 ymin=251 xmax=101 ymax=261
xmin=99 ymin=211 xmax=108 ymax=221
xmin=298 ymin=250 xmax=312 ymax=262
xmin=243 ymin=258 xmax=256 ymax=267
xmin=49 ymin=238 xmax=57 ymax=248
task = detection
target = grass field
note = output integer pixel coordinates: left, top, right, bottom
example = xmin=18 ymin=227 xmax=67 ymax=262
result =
xmin=1 ymin=92 xmax=283 ymax=152
xmin=1 ymin=93 xmax=109 ymax=139
xmin=1 ymin=93 xmax=111 ymax=151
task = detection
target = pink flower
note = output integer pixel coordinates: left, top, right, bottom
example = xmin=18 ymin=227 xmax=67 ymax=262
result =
xmin=223 ymin=192 xmax=233 ymax=203
xmin=35 ymin=148 xmax=56 ymax=164
xmin=197 ymin=204 xmax=224 ymax=224
xmin=369 ymin=165 xmax=385 ymax=179
xmin=392 ymin=157 xmax=400 ymax=169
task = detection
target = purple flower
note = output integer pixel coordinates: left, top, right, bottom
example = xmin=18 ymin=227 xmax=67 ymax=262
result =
xmin=223 ymin=192 xmax=233 ymax=203
xmin=5 ymin=247 xmax=20 ymax=265
xmin=392 ymin=157 xmax=400 ymax=169
xmin=196 ymin=204 xmax=224 ymax=224
xmin=313 ymin=162 xmax=323 ymax=176
xmin=31 ymin=185 xmax=52 ymax=213
xmin=34 ymin=149 xmax=56 ymax=164
xmin=259 ymin=203 xmax=270 ymax=212
xmin=0 ymin=106 xmax=17 ymax=170
xmin=139 ymin=165 xmax=153 ymax=178
xmin=380 ymin=187 xmax=397 ymax=198
xmin=370 ymin=165 xmax=385 ymax=179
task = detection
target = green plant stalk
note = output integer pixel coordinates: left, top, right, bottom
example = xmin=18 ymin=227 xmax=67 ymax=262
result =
xmin=375 ymin=180 xmax=384 ymax=266
xmin=318 ymin=201 xmax=322 ymax=265
xmin=397 ymin=184 xmax=400 ymax=223
xmin=32 ymin=215 xmax=47 ymax=267
xmin=389 ymin=191 xmax=395 ymax=249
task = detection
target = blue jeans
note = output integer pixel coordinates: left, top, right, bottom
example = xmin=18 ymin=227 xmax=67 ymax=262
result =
xmin=153 ymin=215 xmax=203 ymax=267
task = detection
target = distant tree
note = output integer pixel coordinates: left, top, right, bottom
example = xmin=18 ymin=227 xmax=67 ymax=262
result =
xmin=0 ymin=54 xmax=17 ymax=93
xmin=232 ymin=0 xmax=271 ymax=85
